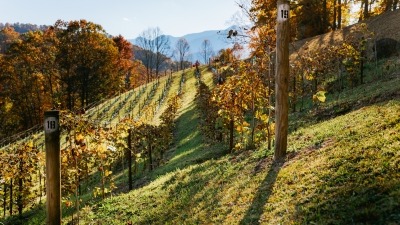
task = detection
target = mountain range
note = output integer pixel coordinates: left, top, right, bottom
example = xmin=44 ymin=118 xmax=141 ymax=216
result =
xmin=130 ymin=26 xmax=246 ymax=64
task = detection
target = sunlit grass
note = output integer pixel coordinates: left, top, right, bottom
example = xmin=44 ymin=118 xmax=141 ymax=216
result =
xmin=79 ymin=98 xmax=399 ymax=224
xmin=4 ymin=63 xmax=399 ymax=224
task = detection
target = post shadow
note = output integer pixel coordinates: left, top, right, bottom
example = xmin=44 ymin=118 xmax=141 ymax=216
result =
xmin=239 ymin=161 xmax=284 ymax=225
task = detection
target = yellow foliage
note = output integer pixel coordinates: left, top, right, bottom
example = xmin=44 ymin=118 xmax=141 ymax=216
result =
xmin=313 ymin=91 xmax=327 ymax=103
xmin=4 ymin=98 xmax=13 ymax=112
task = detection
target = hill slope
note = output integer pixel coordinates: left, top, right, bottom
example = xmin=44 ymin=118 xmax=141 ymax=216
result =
xmin=77 ymin=12 xmax=400 ymax=224
xmin=73 ymin=67 xmax=400 ymax=224
xmin=291 ymin=10 xmax=400 ymax=59
xmin=3 ymin=11 xmax=400 ymax=225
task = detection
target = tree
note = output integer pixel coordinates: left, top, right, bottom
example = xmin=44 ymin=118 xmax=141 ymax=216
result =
xmin=55 ymin=19 xmax=121 ymax=110
xmin=136 ymin=27 xmax=170 ymax=82
xmin=0 ymin=30 xmax=55 ymax=131
xmin=379 ymin=0 xmax=399 ymax=11
xmin=364 ymin=0 xmax=370 ymax=19
xmin=113 ymin=35 xmax=134 ymax=90
xmin=175 ymin=38 xmax=190 ymax=70
xmin=0 ymin=27 xmax=20 ymax=54
xmin=333 ymin=0 xmax=344 ymax=29
xmin=199 ymin=39 xmax=214 ymax=64
xmin=136 ymin=29 xmax=155 ymax=83
xmin=152 ymin=28 xmax=170 ymax=79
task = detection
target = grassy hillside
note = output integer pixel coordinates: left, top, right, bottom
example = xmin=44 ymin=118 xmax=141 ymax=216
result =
xmin=4 ymin=48 xmax=399 ymax=225
xmin=2 ymin=11 xmax=400 ymax=225
xmin=62 ymin=65 xmax=399 ymax=225
xmin=291 ymin=10 xmax=400 ymax=61
xmin=0 ymin=69 xmax=188 ymax=225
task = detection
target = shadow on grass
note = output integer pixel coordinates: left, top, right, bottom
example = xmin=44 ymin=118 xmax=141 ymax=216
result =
xmin=289 ymin=76 xmax=400 ymax=133
xmin=239 ymin=160 xmax=284 ymax=225
xmin=130 ymin=100 xmax=229 ymax=190
xmin=0 ymin=203 xmax=45 ymax=225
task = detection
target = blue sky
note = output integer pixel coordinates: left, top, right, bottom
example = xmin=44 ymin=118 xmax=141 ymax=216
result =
xmin=0 ymin=0 xmax=242 ymax=39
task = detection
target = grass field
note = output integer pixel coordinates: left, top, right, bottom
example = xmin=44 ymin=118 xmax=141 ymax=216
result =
xmin=66 ymin=67 xmax=399 ymax=224
xmin=2 ymin=48 xmax=400 ymax=225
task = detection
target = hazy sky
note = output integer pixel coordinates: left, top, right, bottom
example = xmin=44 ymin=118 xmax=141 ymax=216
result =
xmin=0 ymin=0 xmax=242 ymax=39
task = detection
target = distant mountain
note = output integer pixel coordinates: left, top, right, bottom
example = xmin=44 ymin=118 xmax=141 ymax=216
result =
xmin=130 ymin=26 xmax=248 ymax=64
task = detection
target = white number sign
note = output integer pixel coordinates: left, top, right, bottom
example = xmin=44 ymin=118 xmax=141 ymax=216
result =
xmin=44 ymin=117 xmax=58 ymax=133
xmin=277 ymin=3 xmax=290 ymax=22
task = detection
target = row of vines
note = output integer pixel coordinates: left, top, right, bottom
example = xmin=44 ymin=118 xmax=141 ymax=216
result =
xmin=0 ymin=72 xmax=184 ymax=222
xmin=199 ymin=23 xmax=385 ymax=153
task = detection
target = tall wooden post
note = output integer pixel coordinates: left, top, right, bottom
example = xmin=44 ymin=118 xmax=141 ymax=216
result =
xmin=44 ymin=110 xmax=61 ymax=225
xmin=275 ymin=0 xmax=290 ymax=161
xmin=127 ymin=129 xmax=133 ymax=191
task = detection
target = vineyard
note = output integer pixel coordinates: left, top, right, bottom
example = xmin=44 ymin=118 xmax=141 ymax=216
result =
xmin=0 ymin=67 xmax=192 ymax=223
xmin=1 ymin=9 xmax=400 ymax=225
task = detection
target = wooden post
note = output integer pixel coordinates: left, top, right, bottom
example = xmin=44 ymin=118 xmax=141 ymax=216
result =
xmin=9 ymin=179 xmax=12 ymax=216
xmin=44 ymin=110 xmax=61 ymax=225
xmin=275 ymin=0 xmax=290 ymax=161
xmin=127 ymin=129 xmax=133 ymax=191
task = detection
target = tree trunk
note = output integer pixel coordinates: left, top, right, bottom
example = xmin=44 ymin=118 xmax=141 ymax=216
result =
xmin=292 ymin=73 xmax=296 ymax=113
xmin=393 ymin=0 xmax=399 ymax=10
xmin=127 ymin=129 xmax=133 ymax=191
xmin=229 ymin=119 xmax=234 ymax=152
xmin=18 ymin=165 xmax=23 ymax=217
xmin=386 ymin=0 xmax=394 ymax=11
xmin=9 ymin=179 xmax=13 ymax=216
xmin=364 ymin=0 xmax=369 ymax=19
xmin=3 ymin=183 xmax=6 ymax=218
xmin=338 ymin=0 xmax=342 ymax=29
xmin=333 ymin=0 xmax=337 ymax=30
xmin=149 ymin=144 xmax=153 ymax=171
xmin=267 ymin=51 xmax=273 ymax=150
xmin=323 ymin=0 xmax=327 ymax=32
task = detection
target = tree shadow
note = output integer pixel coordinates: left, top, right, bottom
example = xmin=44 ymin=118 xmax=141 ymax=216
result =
xmin=122 ymin=101 xmax=229 ymax=191
xmin=239 ymin=160 xmax=284 ymax=225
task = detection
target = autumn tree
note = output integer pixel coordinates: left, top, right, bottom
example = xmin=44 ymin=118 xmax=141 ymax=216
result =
xmin=0 ymin=30 xmax=55 ymax=132
xmin=0 ymin=27 xmax=20 ymax=54
xmin=0 ymin=20 xmax=139 ymax=138
xmin=0 ymin=27 xmax=21 ymax=137
xmin=113 ymin=35 xmax=134 ymax=90
xmin=54 ymin=19 xmax=121 ymax=110
xmin=217 ymin=48 xmax=234 ymax=65
xmin=212 ymin=61 xmax=270 ymax=151
xmin=129 ymin=59 xmax=148 ymax=88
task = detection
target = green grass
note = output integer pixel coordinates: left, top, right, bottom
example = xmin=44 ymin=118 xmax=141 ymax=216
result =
xmin=3 ymin=64 xmax=400 ymax=224
xmin=69 ymin=65 xmax=399 ymax=224
xmin=150 ymin=71 xmax=188 ymax=126
xmin=78 ymin=100 xmax=399 ymax=224
xmin=291 ymin=69 xmax=400 ymax=132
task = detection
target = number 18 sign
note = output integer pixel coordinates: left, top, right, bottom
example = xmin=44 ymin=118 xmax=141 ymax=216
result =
xmin=277 ymin=3 xmax=290 ymax=22
xmin=44 ymin=116 xmax=59 ymax=134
